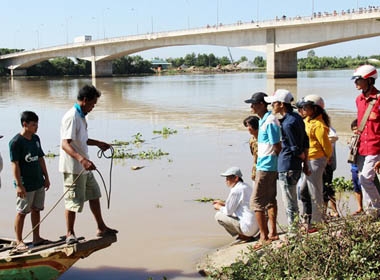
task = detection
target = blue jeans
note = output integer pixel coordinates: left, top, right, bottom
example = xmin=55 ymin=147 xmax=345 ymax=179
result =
xmin=279 ymin=170 xmax=302 ymax=227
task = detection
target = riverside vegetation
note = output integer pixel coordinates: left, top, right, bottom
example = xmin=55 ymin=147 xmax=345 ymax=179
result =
xmin=210 ymin=214 xmax=380 ymax=279
xmin=202 ymin=177 xmax=380 ymax=280
xmin=1 ymin=48 xmax=380 ymax=76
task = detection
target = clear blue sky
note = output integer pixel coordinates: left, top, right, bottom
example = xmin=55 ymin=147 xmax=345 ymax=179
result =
xmin=1 ymin=0 xmax=380 ymax=60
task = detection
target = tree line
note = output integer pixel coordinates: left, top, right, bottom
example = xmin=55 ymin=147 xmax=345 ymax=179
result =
xmin=0 ymin=48 xmax=379 ymax=76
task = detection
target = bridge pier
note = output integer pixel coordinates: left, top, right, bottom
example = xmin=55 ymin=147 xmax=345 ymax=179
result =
xmin=91 ymin=60 xmax=113 ymax=78
xmin=10 ymin=68 xmax=27 ymax=76
xmin=266 ymin=29 xmax=297 ymax=79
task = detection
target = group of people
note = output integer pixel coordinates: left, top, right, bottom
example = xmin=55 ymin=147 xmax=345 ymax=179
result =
xmin=3 ymin=85 xmax=117 ymax=252
xmin=213 ymin=65 xmax=380 ymax=248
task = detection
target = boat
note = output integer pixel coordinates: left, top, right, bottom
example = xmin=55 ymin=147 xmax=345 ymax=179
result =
xmin=0 ymin=234 xmax=117 ymax=279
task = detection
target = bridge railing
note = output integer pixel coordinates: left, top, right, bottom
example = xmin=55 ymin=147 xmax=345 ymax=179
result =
xmin=1 ymin=6 xmax=380 ymax=57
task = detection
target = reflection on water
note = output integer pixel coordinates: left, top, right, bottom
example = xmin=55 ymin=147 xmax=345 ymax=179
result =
xmin=0 ymin=71 xmax=358 ymax=279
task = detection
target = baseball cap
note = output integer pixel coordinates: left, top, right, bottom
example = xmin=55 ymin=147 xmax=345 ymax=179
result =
xmin=220 ymin=167 xmax=243 ymax=178
xmin=264 ymin=89 xmax=294 ymax=104
xmin=244 ymin=92 xmax=268 ymax=104
xmin=300 ymin=94 xmax=325 ymax=109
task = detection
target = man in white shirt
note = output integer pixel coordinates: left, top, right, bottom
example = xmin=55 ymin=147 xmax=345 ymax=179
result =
xmin=213 ymin=167 xmax=259 ymax=244
xmin=59 ymin=85 xmax=117 ymax=244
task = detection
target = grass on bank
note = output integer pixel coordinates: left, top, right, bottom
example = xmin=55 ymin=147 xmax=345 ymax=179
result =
xmin=210 ymin=213 xmax=380 ymax=280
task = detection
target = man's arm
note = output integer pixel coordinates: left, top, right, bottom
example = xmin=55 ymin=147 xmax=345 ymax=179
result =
xmin=39 ymin=157 xmax=50 ymax=190
xmin=11 ymin=161 xmax=26 ymax=198
xmin=87 ymin=139 xmax=110 ymax=151
xmin=61 ymin=139 xmax=96 ymax=170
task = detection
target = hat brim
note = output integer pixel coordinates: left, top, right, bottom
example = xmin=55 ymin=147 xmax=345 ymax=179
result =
xmin=264 ymin=96 xmax=279 ymax=103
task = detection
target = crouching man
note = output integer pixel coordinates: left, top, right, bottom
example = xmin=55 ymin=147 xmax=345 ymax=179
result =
xmin=213 ymin=167 xmax=259 ymax=244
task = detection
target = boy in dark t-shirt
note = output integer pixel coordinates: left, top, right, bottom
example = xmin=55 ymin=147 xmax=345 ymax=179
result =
xmin=9 ymin=111 xmax=50 ymax=251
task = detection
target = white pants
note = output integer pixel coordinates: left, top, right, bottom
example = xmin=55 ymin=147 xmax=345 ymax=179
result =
xmin=357 ymin=154 xmax=380 ymax=209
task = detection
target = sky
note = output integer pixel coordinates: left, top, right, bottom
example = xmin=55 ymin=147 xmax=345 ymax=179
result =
xmin=1 ymin=0 xmax=380 ymax=60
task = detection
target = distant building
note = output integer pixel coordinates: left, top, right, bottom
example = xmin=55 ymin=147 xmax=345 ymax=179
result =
xmin=150 ymin=59 xmax=172 ymax=71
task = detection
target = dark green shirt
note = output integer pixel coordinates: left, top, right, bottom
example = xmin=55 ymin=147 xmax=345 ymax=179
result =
xmin=9 ymin=134 xmax=45 ymax=192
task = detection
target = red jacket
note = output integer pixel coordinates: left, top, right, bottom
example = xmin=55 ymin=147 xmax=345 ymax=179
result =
xmin=356 ymin=87 xmax=380 ymax=156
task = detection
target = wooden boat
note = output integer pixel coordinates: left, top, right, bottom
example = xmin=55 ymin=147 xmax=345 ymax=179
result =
xmin=0 ymin=234 xmax=117 ymax=279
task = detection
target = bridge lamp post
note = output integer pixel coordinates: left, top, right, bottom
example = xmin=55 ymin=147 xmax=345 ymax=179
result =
xmin=130 ymin=8 xmax=139 ymax=34
xmin=36 ymin=24 xmax=44 ymax=48
xmin=216 ymin=0 xmax=219 ymax=29
xmin=102 ymin=7 xmax=110 ymax=39
xmin=65 ymin=16 xmax=72 ymax=44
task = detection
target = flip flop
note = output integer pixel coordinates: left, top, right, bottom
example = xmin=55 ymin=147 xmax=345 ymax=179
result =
xmin=269 ymin=235 xmax=280 ymax=241
xmin=33 ymin=239 xmax=52 ymax=246
xmin=252 ymin=239 xmax=272 ymax=250
xmin=352 ymin=209 xmax=363 ymax=216
xmin=96 ymin=228 xmax=118 ymax=237
xmin=15 ymin=242 xmax=29 ymax=252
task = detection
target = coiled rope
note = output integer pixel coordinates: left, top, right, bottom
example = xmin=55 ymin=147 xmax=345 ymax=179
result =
xmin=96 ymin=145 xmax=114 ymax=209
xmin=11 ymin=146 xmax=115 ymax=254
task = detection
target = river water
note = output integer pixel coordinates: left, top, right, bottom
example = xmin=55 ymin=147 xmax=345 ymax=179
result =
xmin=0 ymin=70 xmax=358 ymax=279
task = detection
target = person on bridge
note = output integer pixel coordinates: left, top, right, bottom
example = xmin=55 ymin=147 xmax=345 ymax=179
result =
xmin=245 ymin=92 xmax=281 ymax=248
xmin=352 ymin=65 xmax=380 ymax=216
xmin=59 ymin=85 xmax=117 ymax=245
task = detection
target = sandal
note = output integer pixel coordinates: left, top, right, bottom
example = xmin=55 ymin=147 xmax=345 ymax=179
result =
xmin=96 ymin=228 xmax=118 ymax=238
xmin=352 ymin=209 xmax=363 ymax=216
xmin=252 ymin=239 xmax=272 ymax=250
xmin=33 ymin=239 xmax=52 ymax=246
xmin=15 ymin=242 xmax=29 ymax=252
xmin=269 ymin=235 xmax=279 ymax=241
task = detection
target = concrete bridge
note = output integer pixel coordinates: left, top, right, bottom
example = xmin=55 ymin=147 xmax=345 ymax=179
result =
xmin=1 ymin=8 xmax=380 ymax=78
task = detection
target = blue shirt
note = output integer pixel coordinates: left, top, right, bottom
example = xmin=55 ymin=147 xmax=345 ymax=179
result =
xmin=278 ymin=111 xmax=309 ymax=172
xmin=257 ymin=111 xmax=281 ymax=171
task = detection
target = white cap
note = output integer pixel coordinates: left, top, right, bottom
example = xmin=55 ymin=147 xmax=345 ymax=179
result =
xmin=220 ymin=167 xmax=243 ymax=178
xmin=264 ymin=89 xmax=294 ymax=104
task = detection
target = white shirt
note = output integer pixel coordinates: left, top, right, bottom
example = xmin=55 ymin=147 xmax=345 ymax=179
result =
xmin=220 ymin=181 xmax=258 ymax=236
xmin=59 ymin=107 xmax=89 ymax=174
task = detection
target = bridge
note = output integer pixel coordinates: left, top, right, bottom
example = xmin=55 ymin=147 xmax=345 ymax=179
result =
xmin=1 ymin=8 xmax=380 ymax=78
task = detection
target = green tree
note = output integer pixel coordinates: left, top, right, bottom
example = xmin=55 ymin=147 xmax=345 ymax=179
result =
xmin=218 ymin=56 xmax=231 ymax=66
xmin=184 ymin=53 xmax=196 ymax=66
xmin=253 ymin=56 xmax=266 ymax=67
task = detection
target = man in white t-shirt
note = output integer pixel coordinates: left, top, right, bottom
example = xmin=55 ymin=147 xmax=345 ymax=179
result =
xmin=213 ymin=167 xmax=259 ymax=244
xmin=59 ymin=85 xmax=117 ymax=245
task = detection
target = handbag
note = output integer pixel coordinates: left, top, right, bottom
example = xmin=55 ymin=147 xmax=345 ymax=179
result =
xmin=347 ymin=134 xmax=359 ymax=164
xmin=347 ymin=93 xmax=379 ymax=164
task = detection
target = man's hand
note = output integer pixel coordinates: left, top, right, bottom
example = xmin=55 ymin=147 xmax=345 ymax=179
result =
xmin=16 ymin=185 xmax=26 ymax=199
xmin=80 ymin=158 xmax=96 ymax=170
xmin=97 ymin=141 xmax=110 ymax=151
xmin=374 ymin=161 xmax=380 ymax=174
xmin=44 ymin=177 xmax=50 ymax=191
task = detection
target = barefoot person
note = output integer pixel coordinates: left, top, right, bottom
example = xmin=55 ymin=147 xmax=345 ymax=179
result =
xmin=9 ymin=111 xmax=51 ymax=251
xmin=264 ymin=89 xmax=309 ymax=231
xmin=59 ymin=85 xmax=117 ymax=244
xmin=213 ymin=167 xmax=259 ymax=244
xmin=245 ymin=92 xmax=281 ymax=248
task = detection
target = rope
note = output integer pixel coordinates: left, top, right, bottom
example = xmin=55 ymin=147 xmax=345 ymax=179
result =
xmin=96 ymin=145 xmax=114 ymax=209
xmin=11 ymin=168 xmax=86 ymax=254
xmin=10 ymin=146 xmax=115 ymax=254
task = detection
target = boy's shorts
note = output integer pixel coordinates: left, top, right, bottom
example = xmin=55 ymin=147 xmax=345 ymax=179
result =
xmin=63 ymin=171 xmax=101 ymax=213
xmin=16 ymin=187 xmax=45 ymax=214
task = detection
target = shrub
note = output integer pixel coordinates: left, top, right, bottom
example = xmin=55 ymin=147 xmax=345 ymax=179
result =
xmin=210 ymin=215 xmax=380 ymax=279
